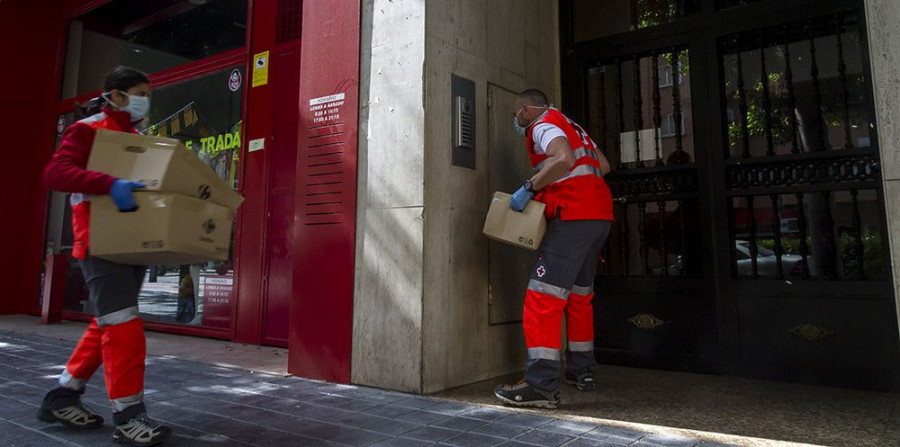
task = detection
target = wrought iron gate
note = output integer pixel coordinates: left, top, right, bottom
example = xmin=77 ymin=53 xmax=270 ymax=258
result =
xmin=561 ymin=0 xmax=900 ymax=390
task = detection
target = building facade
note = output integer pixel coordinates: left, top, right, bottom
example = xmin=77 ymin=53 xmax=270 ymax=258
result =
xmin=1 ymin=0 xmax=899 ymax=394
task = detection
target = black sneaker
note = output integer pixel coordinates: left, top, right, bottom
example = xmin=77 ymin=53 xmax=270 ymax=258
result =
xmin=493 ymin=379 xmax=559 ymax=409
xmin=564 ymin=370 xmax=596 ymax=391
xmin=113 ymin=404 xmax=172 ymax=446
xmin=37 ymin=387 xmax=104 ymax=429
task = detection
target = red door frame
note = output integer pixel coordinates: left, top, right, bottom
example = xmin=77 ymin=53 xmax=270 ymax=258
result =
xmin=259 ymin=39 xmax=303 ymax=348
xmin=232 ymin=0 xmax=276 ymax=346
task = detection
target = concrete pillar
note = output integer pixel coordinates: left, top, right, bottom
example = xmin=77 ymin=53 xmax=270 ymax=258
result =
xmin=864 ymin=0 xmax=900 ymax=336
xmin=353 ymin=0 xmax=427 ymax=393
xmin=353 ymin=0 xmax=561 ymax=393
xmin=420 ymin=0 xmax=560 ymax=393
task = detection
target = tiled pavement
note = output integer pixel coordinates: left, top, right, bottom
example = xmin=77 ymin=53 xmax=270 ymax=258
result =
xmin=0 ymin=331 xmax=735 ymax=447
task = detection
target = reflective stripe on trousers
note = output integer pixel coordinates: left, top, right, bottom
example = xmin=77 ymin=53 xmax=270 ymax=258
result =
xmin=528 ymin=347 xmax=561 ymax=361
xmin=96 ymin=306 xmax=140 ymax=327
xmin=571 ymin=284 xmax=593 ymax=295
xmin=527 ymin=279 xmax=570 ymax=300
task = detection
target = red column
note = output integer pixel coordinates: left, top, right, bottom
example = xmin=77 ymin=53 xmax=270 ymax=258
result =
xmin=0 ymin=1 xmax=67 ymax=315
xmin=288 ymin=0 xmax=361 ymax=383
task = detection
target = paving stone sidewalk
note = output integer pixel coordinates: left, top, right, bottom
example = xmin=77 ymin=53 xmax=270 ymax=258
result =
xmin=0 ymin=331 xmax=733 ymax=447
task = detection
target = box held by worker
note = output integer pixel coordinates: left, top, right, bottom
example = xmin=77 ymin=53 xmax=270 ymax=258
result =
xmin=87 ymin=129 xmax=243 ymax=210
xmin=483 ymin=191 xmax=547 ymax=250
xmin=90 ymin=192 xmax=234 ymax=265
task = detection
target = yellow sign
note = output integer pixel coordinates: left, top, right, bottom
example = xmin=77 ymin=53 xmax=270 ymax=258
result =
xmin=252 ymin=51 xmax=269 ymax=87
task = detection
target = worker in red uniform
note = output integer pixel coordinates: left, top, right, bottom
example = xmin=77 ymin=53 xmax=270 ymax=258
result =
xmin=38 ymin=66 xmax=172 ymax=446
xmin=494 ymin=89 xmax=613 ymax=409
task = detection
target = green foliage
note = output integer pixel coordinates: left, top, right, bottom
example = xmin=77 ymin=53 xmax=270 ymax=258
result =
xmin=725 ymin=54 xmax=869 ymax=149
xmin=756 ymin=230 xmax=885 ymax=278
xmin=636 ymin=0 xmax=676 ymax=30
xmin=838 ymin=230 xmax=885 ymax=278
xmin=758 ymin=237 xmax=804 ymax=255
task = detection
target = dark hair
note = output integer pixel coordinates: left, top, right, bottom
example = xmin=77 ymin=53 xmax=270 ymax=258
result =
xmin=518 ymin=88 xmax=550 ymax=107
xmin=75 ymin=66 xmax=150 ymax=118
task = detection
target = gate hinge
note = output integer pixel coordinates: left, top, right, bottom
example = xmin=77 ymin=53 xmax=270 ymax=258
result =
xmin=487 ymin=91 xmax=493 ymax=109
xmin=488 ymin=283 xmax=494 ymax=305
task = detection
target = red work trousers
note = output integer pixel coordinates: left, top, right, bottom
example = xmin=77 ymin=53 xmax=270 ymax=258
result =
xmin=65 ymin=318 xmax=146 ymax=401
xmin=523 ymin=219 xmax=610 ymax=391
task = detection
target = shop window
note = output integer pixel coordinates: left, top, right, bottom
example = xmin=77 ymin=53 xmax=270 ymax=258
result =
xmin=574 ymin=0 xmax=700 ymax=42
xmin=136 ymin=66 xmax=244 ymax=328
xmin=60 ymin=0 xmax=248 ymax=99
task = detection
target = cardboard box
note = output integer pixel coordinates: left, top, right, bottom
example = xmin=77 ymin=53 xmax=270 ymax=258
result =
xmin=87 ymin=129 xmax=243 ymax=210
xmin=90 ymin=192 xmax=234 ymax=265
xmin=482 ymin=191 xmax=547 ymax=250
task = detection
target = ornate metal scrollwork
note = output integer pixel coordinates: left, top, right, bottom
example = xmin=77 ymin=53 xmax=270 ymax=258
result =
xmin=727 ymin=155 xmax=879 ymax=190
xmin=789 ymin=323 xmax=833 ymax=342
xmin=628 ymin=314 xmax=666 ymax=330
xmin=606 ymin=169 xmax=698 ymax=198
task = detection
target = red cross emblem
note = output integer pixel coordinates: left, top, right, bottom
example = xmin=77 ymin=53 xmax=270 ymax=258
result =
xmin=536 ymin=266 xmax=546 ymax=278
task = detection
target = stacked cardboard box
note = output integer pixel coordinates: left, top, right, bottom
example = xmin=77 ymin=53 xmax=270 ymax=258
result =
xmin=87 ymin=129 xmax=244 ymax=265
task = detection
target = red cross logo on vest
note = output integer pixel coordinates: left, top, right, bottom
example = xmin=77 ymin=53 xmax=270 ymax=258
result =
xmin=536 ymin=266 xmax=546 ymax=278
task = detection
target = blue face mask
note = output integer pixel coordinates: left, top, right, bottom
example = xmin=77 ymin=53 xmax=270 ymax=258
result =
xmin=513 ymin=117 xmax=528 ymax=136
xmin=105 ymin=92 xmax=151 ymax=121
xmin=512 ymin=105 xmax=549 ymax=137
xmin=122 ymin=95 xmax=150 ymax=121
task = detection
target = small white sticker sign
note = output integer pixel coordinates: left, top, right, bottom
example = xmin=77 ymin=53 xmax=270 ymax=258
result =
xmin=309 ymin=93 xmax=346 ymax=125
xmin=309 ymin=93 xmax=345 ymax=106
xmin=249 ymin=138 xmax=265 ymax=152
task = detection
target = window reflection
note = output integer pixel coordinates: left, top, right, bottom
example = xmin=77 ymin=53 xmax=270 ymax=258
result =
xmin=731 ymin=190 xmax=885 ymax=280
xmin=585 ymin=51 xmax=694 ymax=169
xmin=722 ymin=17 xmax=870 ymax=158
xmin=137 ymin=67 xmax=243 ymax=328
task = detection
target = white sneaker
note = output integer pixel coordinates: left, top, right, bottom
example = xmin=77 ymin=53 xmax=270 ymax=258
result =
xmin=113 ymin=413 xmax=172 ymax=446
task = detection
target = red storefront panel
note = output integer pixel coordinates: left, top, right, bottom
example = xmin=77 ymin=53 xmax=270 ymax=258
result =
xmin=289 ymin=0 xmax=361 ymax=383
xmin=0 ymin=1 xmax=67 ymax=315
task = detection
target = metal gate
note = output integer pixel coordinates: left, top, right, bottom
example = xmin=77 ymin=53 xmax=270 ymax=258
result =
xmin=561 ymin=0 xmax=900 ymax=390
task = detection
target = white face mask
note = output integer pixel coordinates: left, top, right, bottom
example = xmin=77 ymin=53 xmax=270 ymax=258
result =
xmin=105 ymin=92 xmax=151 ymax=121
xmin=123 ymin=95 xmax=150 ymax=121
xmin=512 ymin=106 xmax=549 ymax=137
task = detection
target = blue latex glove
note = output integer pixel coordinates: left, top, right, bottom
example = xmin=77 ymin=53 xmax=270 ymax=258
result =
xmin=509 ymin=186 xmax=534 ymax=212
xmin=110 ymin=179 xmax=146 ymax=211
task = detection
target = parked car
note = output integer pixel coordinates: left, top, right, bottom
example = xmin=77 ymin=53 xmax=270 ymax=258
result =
xmin=651 ymin=240 xmax=813 ymax=277
xmin=735 ymin=240 xmax=812 ymax=277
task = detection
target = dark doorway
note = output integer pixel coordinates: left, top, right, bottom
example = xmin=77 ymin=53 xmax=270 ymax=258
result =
xmin=561 ymin=0 xmax=900 ymax=390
